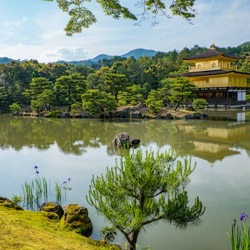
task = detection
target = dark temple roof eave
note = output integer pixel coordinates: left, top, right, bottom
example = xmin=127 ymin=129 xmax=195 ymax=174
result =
xmin=168 ymin=70 xmax=250 ymax=78
xmin=183 ymin=50 xmax=241 ymax=61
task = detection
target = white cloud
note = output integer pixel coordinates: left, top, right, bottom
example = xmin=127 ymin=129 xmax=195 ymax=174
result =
xmin=41 ymin=46 xmax=91 ymax=62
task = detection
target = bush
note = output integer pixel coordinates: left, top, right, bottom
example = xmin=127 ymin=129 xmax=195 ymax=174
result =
xmin=45 ymin=110 xmax=62 ymax=118
xmin=9 ymin=103 xmax=21 ymax=113
xmin=192 ymin=98 xmax=208 ymax=110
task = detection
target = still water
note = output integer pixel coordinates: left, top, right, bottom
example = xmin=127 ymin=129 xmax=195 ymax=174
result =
xmin=1 ymin=112 xmax=250 ymax=250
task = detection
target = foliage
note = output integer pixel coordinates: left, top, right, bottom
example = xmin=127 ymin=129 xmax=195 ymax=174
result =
xmin=0 ymin=43 xmax=249 ymax=111
xmin=145 ymin=88 xmax=170 ymax=114
xmin=87 ymin=149 xmax=205 ymax=249
xmin=227 ymin=214 xmax=250 ymax=250
xmin=192 ymin=98 xmax=208 ymax=110
xmin=45 ymin=110 xmax=62 ymax=118
xmin=11 ymin=195 xmax=23 ymax=205
xmin=169 ymin=77 xmax=196 ymax=110
xmin=55 ymin=73 xmax=86 ymax=112
xmin=9 ymin=103 xmax=21 ymax=113
xmin=82 ymin=89 xmax=117 ymax=117
xmin=71 ymin=102 xmax=82 ymax=114
xmin=43 ymin=0 xmax=196 ymax=35
xmin=146 ymin=93 xmax=163 ymax=114
xmin=246 ymin=95 xmax=250 ymax=101
xmin=0 ymin=86 xmax=8 ymax=106
xmin=100 ymin=226 xmax=117 ymax=243
xmin=104 ymin=73 xmax=129 ymax=103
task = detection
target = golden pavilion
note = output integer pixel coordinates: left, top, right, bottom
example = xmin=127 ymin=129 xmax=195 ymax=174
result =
xmin=170 ymin=44 xmax=250 ymax=104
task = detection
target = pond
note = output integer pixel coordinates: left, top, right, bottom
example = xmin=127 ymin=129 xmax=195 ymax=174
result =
xmin=0 ymin=112 xmax=250 ymax=250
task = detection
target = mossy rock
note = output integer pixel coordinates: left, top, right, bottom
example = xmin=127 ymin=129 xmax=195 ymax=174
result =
xmin=41 ymin=211 xmax=60 ymax=221
xmin=0 ymin=202 xmax=23 ymax=210
xmin=64 ymin=204 xmax=93 ymax=237
xmin=39 ymin=202 xmax=64 ymax=219
xmin=0 ymin=196 xmax=23 ymax=210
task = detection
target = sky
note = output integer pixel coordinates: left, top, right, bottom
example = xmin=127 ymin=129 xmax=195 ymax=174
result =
xmin=0 ymin=0 xmax=249 ymax=63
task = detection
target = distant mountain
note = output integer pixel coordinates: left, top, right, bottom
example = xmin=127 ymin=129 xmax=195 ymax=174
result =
xmin=90 ymin=54 xmax=114 ymax=63
xmin=121 ymin=48 xmax=157 ymax=59
xmin=0 ymin=57 xmax=13 ymax=64
xmin=56 ymin=48 xmax=158 ymax=65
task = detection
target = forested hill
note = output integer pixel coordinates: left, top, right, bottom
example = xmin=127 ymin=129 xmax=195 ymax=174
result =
xmin=0 ymin=42 xmax=249 ymax=109
xmin=56 ymin=48 xmax=158 ymax=65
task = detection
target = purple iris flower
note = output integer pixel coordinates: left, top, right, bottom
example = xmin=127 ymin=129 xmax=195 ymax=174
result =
xmin=68 ymin=178 xmax=72 ymax=182
xmin=34 ymin=166 xmax=38 ymax=169
xmin=240 ymin=213 xmax=249 ymax=221
xmin=35 ymin=170 xmax=39 ymax=175
xmin=63 ymin=181 xmax=67 ymax=185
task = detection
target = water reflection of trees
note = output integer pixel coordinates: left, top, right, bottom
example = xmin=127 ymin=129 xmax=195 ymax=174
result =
xmin=0 ymin=115 xmax=250 ymax=163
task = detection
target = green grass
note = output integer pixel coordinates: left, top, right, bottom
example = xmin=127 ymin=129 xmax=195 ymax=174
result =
xmin=0 ymin=205 xmax=117 ymax=249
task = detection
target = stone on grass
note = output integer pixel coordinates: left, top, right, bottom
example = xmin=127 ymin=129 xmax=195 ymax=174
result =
xmin=0 ymin=196 xmax=23 ymax=210
xmin=39 ymin=202 xmax=64 ymax=219
xmin=64 ymin=204 xmax=93 ymax=237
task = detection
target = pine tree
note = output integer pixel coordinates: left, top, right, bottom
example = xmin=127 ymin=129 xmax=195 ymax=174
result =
xmin=87 ymin=149 xmax=205 ymax=249
xmin=169 ymin=77 xmax=196 ymax=110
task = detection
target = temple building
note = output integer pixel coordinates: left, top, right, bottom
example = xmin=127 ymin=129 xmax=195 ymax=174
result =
xmin=169 ymin=44 xmax=250 ymax=104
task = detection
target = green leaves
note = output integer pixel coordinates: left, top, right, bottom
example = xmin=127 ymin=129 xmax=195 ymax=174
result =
xmin=87 ymin=149 xmax=205 ymax=248
xmin=43 ymin=0 xmax=196 ymax=35
xmin=55 ymin=73 xmax=86 ymax=111
xmin=82 ymin=89 xmax=117 ymax=117
xmin=169 ymin=77 xmax=196 ymax=110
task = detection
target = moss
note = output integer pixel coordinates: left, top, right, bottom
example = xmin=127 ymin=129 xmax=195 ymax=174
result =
xmin=0 ymin=206 xmax=117 ymax=249
xmin=43 ymin=205 xmax=56 ymax=212
xmin=0 ymin=202 xmax=23 ymax=210
xmin=64 ymin=204 xmax=93 ymax=237
xmin=42 ymin=212 xmax=60 ymax=221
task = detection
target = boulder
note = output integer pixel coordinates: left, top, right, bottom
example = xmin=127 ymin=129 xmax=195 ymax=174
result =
xmin=131 ymin=111 xmax=142 ymax=118
xmin=185 ymin=106 xmax=195 ymax=111
xmin=193 ymin=113 xmax=202 ymax=119
xmin=156 ymin=114 xmax=163 ymax=119
xmin=166 ymin=113 xmax=173 ymax=120
xmin=73 ymin=111 xmax=90 ymax=118
xmin=58 ymin=112 xmax=72 ymax=118
xmin=39 ymin=202 xmax=64 ymax=219
xmin=0 ymin=196 xmax=23 ymax=210
xmin=112 ymin=132 xmax=140 ymax=148
xmin=184 ymin=114 xmax=194 ymax=119
xmin=112 ymin=132 xmax=130 ymax=147
xmin=64 ymin=204 xmax=93 ymax=237
xmin=42 ymin=212 xmax=60 ymax=221
xmin=135 ymin=103 xmax=146 ymax=109
xmin=112 ymin=107 xmax=136 ymax=118
xmin=130 ymin=139 xmax=140 ymax=146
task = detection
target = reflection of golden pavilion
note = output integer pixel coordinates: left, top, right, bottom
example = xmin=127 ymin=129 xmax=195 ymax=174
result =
xmin=192 ymin=141 xmax=239 ymax=163
xmin=169 ymin=44 xmax=250 ymax=104
xmin=178 ymin=123 xmax=250 ymax=163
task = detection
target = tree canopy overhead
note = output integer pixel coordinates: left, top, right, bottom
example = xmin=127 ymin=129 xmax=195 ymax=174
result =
xmin=43 ymin=0 xmax=196 ymax=36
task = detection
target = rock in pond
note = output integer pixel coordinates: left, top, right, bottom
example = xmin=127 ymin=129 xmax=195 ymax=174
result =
xmin=112 ymin=132 xmax=140 ymax=148
xmin=39 ymin=202 xmax=64 ymax=219
xmin=64 ymin=204 xmax=93 ymax=237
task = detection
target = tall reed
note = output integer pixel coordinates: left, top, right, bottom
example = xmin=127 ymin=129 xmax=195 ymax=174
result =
xmin=20 ymin=166 xmax=72 ymax=211
xmin=22 ymin=177 xmax=62 ymax=210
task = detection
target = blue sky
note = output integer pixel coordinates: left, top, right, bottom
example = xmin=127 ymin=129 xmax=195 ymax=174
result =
xmin=0 ymin=0 xmax=249 ymax=62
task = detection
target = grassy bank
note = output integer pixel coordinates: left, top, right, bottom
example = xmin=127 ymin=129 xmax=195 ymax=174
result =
xmin=0 ymin=206 xmax=116 ymax=249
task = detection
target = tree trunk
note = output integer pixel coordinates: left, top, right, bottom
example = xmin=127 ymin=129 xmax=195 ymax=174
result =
xmin=127 ymin=230 xmax=140 ymax=250
xmin=115 ymin=92 xmax=118 ymax=104
xmin=174 ymin=103 xmax=179 ymax=111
